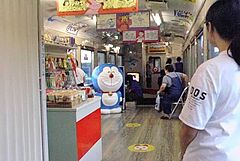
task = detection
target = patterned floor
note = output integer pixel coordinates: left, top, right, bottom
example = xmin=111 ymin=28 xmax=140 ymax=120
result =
xmin=101 ymin=107 xmax=182 ymax=161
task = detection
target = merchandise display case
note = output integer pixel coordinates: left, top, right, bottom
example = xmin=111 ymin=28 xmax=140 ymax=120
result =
xmin=47 ymin=97 xmax=102 ymax=161
xmin=44 ymin=33 xmax=90 ymax=108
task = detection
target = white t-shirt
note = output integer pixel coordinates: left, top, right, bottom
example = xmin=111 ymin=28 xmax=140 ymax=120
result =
xmin=179 ymin=50 xmax=240 ymax=161
xmin=75 ymin=67 xmax=85 ymax=84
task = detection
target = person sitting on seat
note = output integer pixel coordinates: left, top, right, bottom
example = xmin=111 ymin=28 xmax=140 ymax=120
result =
xmin=158 ymin=64 xmax=188 ymax=119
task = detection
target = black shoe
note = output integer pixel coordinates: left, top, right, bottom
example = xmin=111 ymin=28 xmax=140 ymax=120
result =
xmin=160 ymin=113 xmax=170 ymax=119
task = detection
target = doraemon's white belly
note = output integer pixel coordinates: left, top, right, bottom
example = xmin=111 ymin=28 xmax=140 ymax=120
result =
xmin=102 ymin=93 xmax=118 ymax=106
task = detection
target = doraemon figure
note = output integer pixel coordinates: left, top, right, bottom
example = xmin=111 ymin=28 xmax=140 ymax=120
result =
xmin=92 ymin=64 xmax=123 ymax=114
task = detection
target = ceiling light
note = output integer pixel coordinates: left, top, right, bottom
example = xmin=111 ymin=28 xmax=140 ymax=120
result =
xmin=93 ymin=15 xmax=97 ymax=23
xmin=104 ymin=44 xmax=113 ymax=51
xmin=113 ymin=46 xmax=120 ymax=54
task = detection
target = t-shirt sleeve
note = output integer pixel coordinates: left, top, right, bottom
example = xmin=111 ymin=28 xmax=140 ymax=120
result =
xmin=162 ymin=75 xmax=168 ymax=85
xmin=162 ymin=75 xmax=171 ymax=86
xmin=179 ymin=64 xmax=218 ymax=130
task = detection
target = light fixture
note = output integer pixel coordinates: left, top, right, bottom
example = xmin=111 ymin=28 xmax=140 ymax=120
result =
xmin=114 ymin=35 xmax=119 ymax=39
xmin=113 ymin=46 xmax=120 ymax=54
xmin=104 ymin=44 xmax=113 ymax=52
xmin=152 ymin=13 xmax=162 ymax=26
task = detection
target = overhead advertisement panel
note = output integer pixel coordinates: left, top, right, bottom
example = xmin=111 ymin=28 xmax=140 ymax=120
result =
xmin=56 ymin=0 xmax=138 ymax=16
xmin=116 ymin=11 xmax=150 ymax=32
xmin=96 ymin=11 xmax=150 ymax=31
xmin=123 ymin=29 xmax=159 ymax=43
xmin=96 ymin=14 xmax=117 ymax=30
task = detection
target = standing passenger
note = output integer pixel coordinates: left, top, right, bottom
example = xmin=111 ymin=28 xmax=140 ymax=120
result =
xmin=174 ymin=57 xmax=184 ymax=73
xmin=166 ymin=58 xmax=172 ymax=65
xmin=180 ymin=1 xmax=240 ymax=161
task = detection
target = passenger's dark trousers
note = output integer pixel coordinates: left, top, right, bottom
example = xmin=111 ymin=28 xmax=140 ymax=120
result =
xmin=161 ymin=94 xmax=179 ymax=114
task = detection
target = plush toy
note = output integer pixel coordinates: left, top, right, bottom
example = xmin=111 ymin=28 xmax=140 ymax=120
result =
xmin=92 ymin=64 xmax=123 ymax=114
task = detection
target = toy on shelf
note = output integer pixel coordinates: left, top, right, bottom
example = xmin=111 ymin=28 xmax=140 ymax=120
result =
xmin=45 ymin=55 xmax=77 ymax=89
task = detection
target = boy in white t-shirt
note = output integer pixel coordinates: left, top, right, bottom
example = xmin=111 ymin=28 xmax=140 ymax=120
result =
xmin=179 ymin=1 xmax=240 ymax=161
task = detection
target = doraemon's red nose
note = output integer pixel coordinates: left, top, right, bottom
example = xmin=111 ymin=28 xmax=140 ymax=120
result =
xmin=109 ymin=73 xmax=114 ymax=78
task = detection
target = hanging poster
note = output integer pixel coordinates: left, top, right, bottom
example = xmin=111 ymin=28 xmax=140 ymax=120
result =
xmin=96 ymin=14 xmax=117 ymax=30
xmin=122 ymin=30 xmax=144 ymax=43
xmin=123 ymin=29 xmax=158 ymax=43
xmin=123 ymin=31 xmax=137 ymax=42
xmin=117 ymin=13 xmax=133 ymax=32
xmin=57 ymin=0 xmax=138 ymax=16
xmin=117 ymin=11 xmax=150 ymax=32
xmin=174 ymin=10 xmax=193 ymax=21
xmin=136 ymin=31 xmax=145 ymax=43
xmin=144 ymin=29 xmax=159 ymax=43
xmin=129 ymin=11 xmax=150 ymax=28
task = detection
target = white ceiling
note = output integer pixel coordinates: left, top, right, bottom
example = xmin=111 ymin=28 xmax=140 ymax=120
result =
xmin=42 ymin=0 xmax=206 ymax=47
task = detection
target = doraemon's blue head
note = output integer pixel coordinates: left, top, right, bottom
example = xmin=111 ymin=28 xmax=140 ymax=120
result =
xmin=92 ymin=64 xmax=123 ymax=93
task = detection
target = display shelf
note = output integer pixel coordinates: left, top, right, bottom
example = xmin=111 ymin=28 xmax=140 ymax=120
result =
xmin=45 ymin=52 xmax=66 ymax=58
xmin=44 ymin=42 xmax=77 ymax=50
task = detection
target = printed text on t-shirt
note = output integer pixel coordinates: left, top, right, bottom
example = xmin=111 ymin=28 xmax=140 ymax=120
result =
xmin=190 ymin=86 xmax=207 ymax=100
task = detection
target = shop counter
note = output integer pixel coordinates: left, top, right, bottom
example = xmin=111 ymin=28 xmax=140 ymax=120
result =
xmin=47 ymin=96 xmax=102 ymax=161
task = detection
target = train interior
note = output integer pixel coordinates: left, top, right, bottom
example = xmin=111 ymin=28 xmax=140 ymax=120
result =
xmin=41 ymin=0 xmax=220 ymax=160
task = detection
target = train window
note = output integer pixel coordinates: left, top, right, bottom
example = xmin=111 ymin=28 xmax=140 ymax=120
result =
xmin=191 ymin=42 xmax=197 ymax=77
xmin=148 ymin=56 xmax=161 ymax=72
xmin=97 ymin=52 xmax=106 ymax=66
xmin=117 ymin=55 xmax=123 ymax=66
xmin=197 ymin=34 xmax=204 ymax=66
xmin=208 ymin=43 xmax=220 ymax=59
xmin=109 ymin=53 xmax=116 ymax=64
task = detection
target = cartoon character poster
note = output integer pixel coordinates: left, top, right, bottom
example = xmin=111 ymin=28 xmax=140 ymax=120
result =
xmin=57 ymin=0 xmax=138 ymax=16
xmin=129 ymin=11 xmax=150 ymax=28
xmin=144 ymin=29 xmax=159 ymax=43
xmin=116 ymin=13 xmax=132 ymax=32
xmin=97 ymin=14 xmax=117 ymax=30
xmin=123 ymin=30 xmax=144 ymax=43
xmin=116 ymin=11 xmax=150 ymax=32
xmin=123 ymin=31 xmax=137 ymax=42
xmin=123 ymin=30 xmax=158 ymax=43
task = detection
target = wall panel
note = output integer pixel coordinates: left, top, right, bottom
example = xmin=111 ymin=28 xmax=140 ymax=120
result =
xmin=0 ymin=0 xmax=43 ymax=161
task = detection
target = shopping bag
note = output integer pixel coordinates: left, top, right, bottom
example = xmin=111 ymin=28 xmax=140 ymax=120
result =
xmin=155 ymin=94 xmax=161 ymax=111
